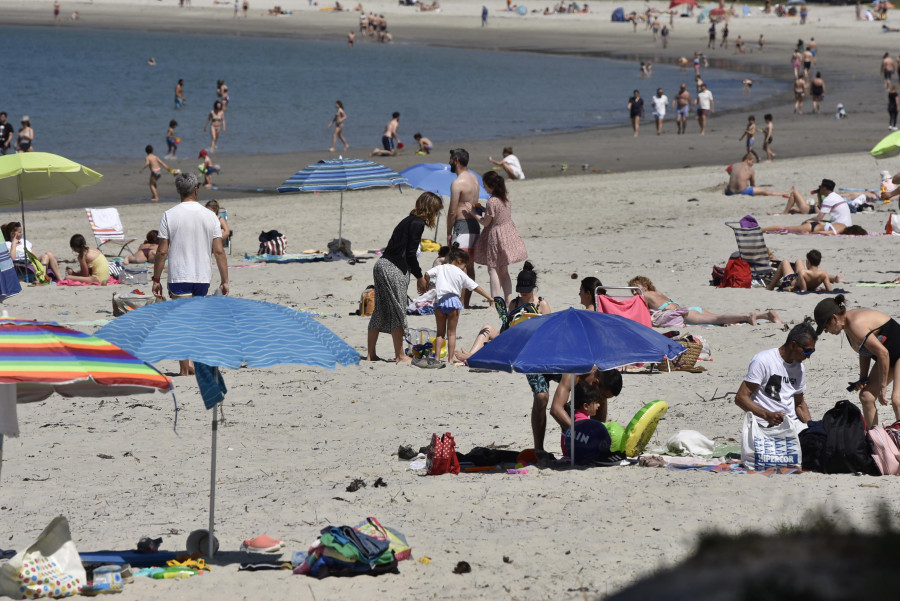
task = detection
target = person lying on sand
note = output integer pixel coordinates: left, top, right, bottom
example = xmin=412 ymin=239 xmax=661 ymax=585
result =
xmin=762 ymin=178 xmax=852 ymax=235
xmin=628 ymin=276 xmax=781 ymax=327
xmin=766 ymin=249 xmax=844 ymax=292
xmin=725 ymin=154 xmax=785 ymax=197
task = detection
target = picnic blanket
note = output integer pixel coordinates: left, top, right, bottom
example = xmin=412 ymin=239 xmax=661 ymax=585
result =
xmin=663 ymin=459 xmax=804 ymax=476
xmin=55 ymin=278 xmax=122 ymax=286
xmin=244 ymin=253 xmax=327 ymax=263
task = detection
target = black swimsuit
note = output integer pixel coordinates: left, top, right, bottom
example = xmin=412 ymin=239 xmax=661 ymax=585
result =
xmin=853 ymin=318 xmax=900 ymax=366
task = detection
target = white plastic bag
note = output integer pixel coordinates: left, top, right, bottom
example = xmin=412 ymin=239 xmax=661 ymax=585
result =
xmin=0 ymin=516 xmax=86 ymax=599
xmin=666 ymin=430 xmax=716 ymax=456
xmin=740 ymin=412 xmax=803 ymax=471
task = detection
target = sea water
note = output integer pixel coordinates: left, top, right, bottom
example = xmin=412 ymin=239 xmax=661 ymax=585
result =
xmin=0 ymin=25 xmax=783 ymax=163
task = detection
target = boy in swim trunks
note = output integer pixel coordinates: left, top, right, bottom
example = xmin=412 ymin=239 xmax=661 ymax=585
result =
xmin=166 ymin=120 xmax=179 ymax=158
xmin=140 ymin=144 xmax=170 ymax=202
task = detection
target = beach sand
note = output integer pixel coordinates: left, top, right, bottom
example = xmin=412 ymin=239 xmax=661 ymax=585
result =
xmin=3 ymin=2 xmax=900 ymax=600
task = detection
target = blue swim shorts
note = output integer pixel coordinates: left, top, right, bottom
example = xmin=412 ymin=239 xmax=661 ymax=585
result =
xmin=725 ymin=186 xmax=754 ymax=196
xmin=168 ymin=282 xmax=210 ymax=298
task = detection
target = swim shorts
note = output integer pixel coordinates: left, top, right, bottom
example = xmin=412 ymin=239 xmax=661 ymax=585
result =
xmin=654 ymin=111 xmax=666 ymax=120
xmin=747 ymin=137 xmax=754 ymax=147
xmin=676 ymin=106 xmax=689 ymax=118
xmin=168 ymin=282 xmax=210 ymax=298
xmin=526 ymin=373 xmax=561 ymax=395
xmin=381 ymin=135 xmax=394 ymax=151
xmin=725 ymin=186 xmax=754 ymax=196
xmin=451 ymin=218 xmax=480 ymax=251
xmin=803 ymin=61 xmax=812 ymax=71
xmin=697 ymin=108 xmax=709 ymax=117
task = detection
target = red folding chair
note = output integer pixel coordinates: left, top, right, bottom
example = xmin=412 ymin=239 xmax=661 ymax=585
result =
xmin=594 ymin=286 xmax=652 ymax=329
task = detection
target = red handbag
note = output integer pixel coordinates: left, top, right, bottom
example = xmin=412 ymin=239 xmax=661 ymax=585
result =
xmin=426 ymin=432 xmax=460 ymax=475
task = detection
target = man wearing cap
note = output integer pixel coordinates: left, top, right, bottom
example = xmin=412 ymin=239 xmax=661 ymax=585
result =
xmin=725 ymin=153 xmax=785 ymax=196
xmin=735 ymin=322 xmax=816 ymax=426
xmin=152 ymin=172 xmax=229 ymax=375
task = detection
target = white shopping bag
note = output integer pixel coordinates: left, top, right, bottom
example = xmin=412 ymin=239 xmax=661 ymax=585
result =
xmin=740 ymin=412 xmax=803 ymax=471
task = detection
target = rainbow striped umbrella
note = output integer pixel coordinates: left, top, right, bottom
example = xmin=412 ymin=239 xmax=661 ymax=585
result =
xmin=0 ymin=318 xmax=172 ymax=404
xmin=277 ymin=158 xmax=407 ymax=243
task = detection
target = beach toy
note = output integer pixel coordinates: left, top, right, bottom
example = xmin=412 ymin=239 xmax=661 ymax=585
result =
xmin=397 ymin=142 xmax=404 ymax=149
xmin=508 ymin=312 xmax=540 ymax=328
xmin=186 ymin=529 xmax=219 ymax=557
xmin=427 ymin=336 xmax=448 ymax=359
xmin=604 ymin=421 xmax=625 ymax=453
xmin=516 ymin=448 xmax=539 ymax=465
xmin=622 ymin=400 xmax=669 ymax=457
xmin=562 ymin=418 xmax=611 ymax=464
xmin=175 ymin=137 xmax=181 ymax=144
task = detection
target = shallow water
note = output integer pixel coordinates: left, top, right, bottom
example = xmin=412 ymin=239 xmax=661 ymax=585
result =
xmin=0 ymin=25 xmax=783 ymax=163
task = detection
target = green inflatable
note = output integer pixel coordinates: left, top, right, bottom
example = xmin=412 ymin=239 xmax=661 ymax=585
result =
xmin=604 ymin=421 xmax=625 ymax=453
xmin=623 ymin=400 xmax=669 ymax=457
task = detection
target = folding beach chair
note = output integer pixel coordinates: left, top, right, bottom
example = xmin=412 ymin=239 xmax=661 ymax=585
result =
xmin=594 ymin=286 xmax=652 ymax=329
xmin=725 ymin=221 xmax=774 ymax=284
xmin=86 ymin=208 xmax=136 ymax=257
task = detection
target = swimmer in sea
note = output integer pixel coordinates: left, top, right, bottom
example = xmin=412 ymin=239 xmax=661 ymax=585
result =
xmin=216 ymin=80 xmax=230 ymax=111
xmin=140 ymin=144 xmax=171 ymax=202
xmin=204 ymin=100 xmax=226 ymax=153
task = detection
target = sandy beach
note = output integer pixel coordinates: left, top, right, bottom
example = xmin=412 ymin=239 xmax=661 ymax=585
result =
xmin=3 ymin=2 xmax=900 ymax=599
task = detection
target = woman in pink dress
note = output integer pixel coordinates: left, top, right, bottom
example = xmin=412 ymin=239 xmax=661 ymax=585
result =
xmin=472 ymin=171 xmax=528 ymax=304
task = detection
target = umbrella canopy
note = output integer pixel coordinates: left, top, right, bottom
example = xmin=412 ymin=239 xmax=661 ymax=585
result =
xmin=0 ymin=152 xmax=102 ymax=283
xmin=466 ymin=308 xmax=686 ymax=374
xmin=669 ymin=0 xmax=697 ymax=8
xmin=95 ymin=296 xmax=359 ymax=556
xmin=95 ymin=296 xmax=360 ymax=369
xmin=277 ymin=158 xmax=407 ymax=243
xmin=0 ymin=318 xmax=172 ymax=404
xmin=0 ymin=230 xmax=21 ymax=301
xmin=871 ymin=130 xmax=900 ymax=159
xmin=400 ymin=163 xmax=490 ymax=201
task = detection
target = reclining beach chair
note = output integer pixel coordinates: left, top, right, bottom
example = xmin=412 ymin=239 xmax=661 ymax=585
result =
xmin=725 ymin=221 xmax=774 ymax=285
xmin=86 ymin=208 xmax=136 ymax=257
xmin=594 ymin=286 xmax=652 ymax=329
xmin=219 ymin=209 xmax=233 ymax=255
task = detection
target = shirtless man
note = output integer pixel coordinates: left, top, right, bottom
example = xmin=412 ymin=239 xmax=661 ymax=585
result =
xmin=767 ymin=249 xmax=843 ymax=292
xmin=140 ymin=144 xmax=171 ymax=202
xmin=174 ymin=79 xmax=186 ymax=109
xmin=802 ymin=47 xmax=814 ymax=77
xmin=380 ymin=111 xmax=400 ymax=153
xmin=725 ymin=153 xmax=785 ymax=197
xmin=882 ymin=52 xmax=896 ymax=90
xmin=672 ymin=83 xmax=691 ymax=134
xmin=446 ymin=148 xmax=480 ymax=308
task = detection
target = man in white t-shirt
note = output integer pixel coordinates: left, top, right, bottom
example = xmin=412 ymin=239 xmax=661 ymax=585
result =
xmin=694 ymin=83 xmax=714 ymax=135
xmin=651 ymin=88 xmax=669 ymax=135
xmin=488 ymin=146 xmax=525 ymax=180
xmin=151 ymin=172 xmax=229 ymax=374
xmin=815 ymin=179 xmax=852 ymax=227
xmin=735 ymin=322 xmax=816 ymax=426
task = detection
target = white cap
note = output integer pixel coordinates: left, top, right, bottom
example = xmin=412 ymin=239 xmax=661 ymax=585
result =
xmin=882 ymin=170 xmax=892 ymax=180
xmin=836 ymin=103 xmax=844 ymax=109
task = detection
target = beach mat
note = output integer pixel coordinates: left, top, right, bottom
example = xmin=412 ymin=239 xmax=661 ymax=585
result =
xmin=80 ymin=550 xmax=178 ymax=567
xmin=244 ymin=253 xmax=326 ymax=263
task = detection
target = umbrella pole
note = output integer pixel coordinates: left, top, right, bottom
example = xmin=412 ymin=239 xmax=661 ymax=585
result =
xmin=338 ymin=191 xmax=344 ymax=243
xmin=569 ymin=373 xmax=576 ymax=467
xmin=0 ymin=434 xmax=4 ymax=481
xmin=208 ymin=410 xmax=218 ymax=558
xmin=17 ymin=174 xmax=28 ymax=284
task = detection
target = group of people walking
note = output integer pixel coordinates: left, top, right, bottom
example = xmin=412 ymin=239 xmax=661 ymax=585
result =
xmin=0 ymin=112 xmax=35 ymax=154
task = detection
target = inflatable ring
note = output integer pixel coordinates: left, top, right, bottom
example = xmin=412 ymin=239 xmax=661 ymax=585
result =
xmin=604 ymin=421 xmax=625 ymax=453
xmin=623 ymin=400 xmax=668 ymax=457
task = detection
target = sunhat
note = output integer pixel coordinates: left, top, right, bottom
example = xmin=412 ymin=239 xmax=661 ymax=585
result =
xmin=20 ymin=116 xmax=29 ymax=123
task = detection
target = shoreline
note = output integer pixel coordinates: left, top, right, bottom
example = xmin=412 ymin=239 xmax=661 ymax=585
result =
xmin=1 ymin=2 xmax=893 ymax=209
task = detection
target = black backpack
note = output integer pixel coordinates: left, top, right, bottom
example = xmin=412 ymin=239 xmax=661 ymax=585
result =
xmin=821 ymin=400 xmax=880 ymax=475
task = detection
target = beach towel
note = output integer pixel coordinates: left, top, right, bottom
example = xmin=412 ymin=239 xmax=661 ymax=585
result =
xmin=596 ymin=295 xmax=652 ymax=327
xmin=195 ymin=362 xmax=227 ymax=410
xmin=664 ymin=460 xmax=804 ymax=476
xmin=55 ymin=278 xmax=121 ymax=286
xmin=88 ymin=208 xmax=121 ymax=231
xmin=243 ymin=253 xmax=326 ymax=263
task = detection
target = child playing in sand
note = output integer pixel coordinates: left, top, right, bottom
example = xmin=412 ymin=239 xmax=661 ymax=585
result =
xmin=414 ymin=132 xmax=433 ymax=155
xmin=198 ymin=149 xmax=220 ymax=189
xmin=166 ymin=120 xmax=179 ymax=158
xmin=65 ymin=234 xmax=111 ymax=285
xmin=140 ymin=145 xmax=170 ymax=202
xmin=423 ymin=245 xmax=493 ymax=364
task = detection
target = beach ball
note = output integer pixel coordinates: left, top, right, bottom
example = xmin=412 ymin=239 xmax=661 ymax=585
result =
xmin=604 ymin=421 xmax=625 ymax=453
xmin=563 ymin=419 xmax=611 ymax=465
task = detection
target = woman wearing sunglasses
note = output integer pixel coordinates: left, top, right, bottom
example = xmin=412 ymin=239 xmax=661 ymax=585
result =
xmin=735 ymin=322 xmax=817 ymax=427
xmin=814 ymin=294 xmax=900 ymax=426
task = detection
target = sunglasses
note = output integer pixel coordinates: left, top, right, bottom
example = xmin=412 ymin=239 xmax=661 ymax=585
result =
xmin=801 ymin=346 xmax=815 ymax=356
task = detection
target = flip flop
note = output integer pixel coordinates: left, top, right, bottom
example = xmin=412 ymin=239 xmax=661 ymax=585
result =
xmin=241 ymin=534 xmax=285 ymax=553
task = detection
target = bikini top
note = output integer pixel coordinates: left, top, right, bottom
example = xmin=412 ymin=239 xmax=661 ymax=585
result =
xmin=851 ymin=320 xmax=892 ymax=358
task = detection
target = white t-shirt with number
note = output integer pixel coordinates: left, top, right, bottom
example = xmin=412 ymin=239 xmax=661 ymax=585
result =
xmin=744 ymin=347 xmax=806 ymax=422
xmin=157 ymin=201 xmax=222 ymax=285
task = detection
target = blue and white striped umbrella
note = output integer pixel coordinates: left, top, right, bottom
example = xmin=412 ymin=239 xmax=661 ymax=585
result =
xmin=95 ymin=296 xmax=359 ymax=370
xmin=278 ymin=158 xmax=407 ymax=242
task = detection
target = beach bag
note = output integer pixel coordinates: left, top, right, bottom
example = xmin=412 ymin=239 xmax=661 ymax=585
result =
xmin=718 ymin=255 xmax=751 ymax=289
xmin=108 ymin=261 xmax=123 ymax=280
xmin=359 ymin=285 xmax=375 ymax=317
xmin=0 ymin=516 xmax=85 ymax=599
xmin=258 ymin=230 xmax=287 ymax=255
xmin=426 ymin=432 xmax=460 ymax=475
xmin=868 ymin=425 xmax=900 ymax=475
xmin=112 ymin=291 xmax=164 ymax=317
xmin=740 ymin=412 xmax=803 ymax=471
xmin=353 ymin=518 xmax=411 ymax=562
xmin=823 ymin=400 xmax=880 ymax=475
xmin=886 ymin=212 xmax=900 ymax=235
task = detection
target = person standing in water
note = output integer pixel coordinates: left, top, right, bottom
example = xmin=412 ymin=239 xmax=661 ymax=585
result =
xmin=328 ymin=100 xmax=348 ymax=152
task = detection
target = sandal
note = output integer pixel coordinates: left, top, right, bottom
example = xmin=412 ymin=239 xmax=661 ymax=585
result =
xmin=241 ymin=534 xmax=285 ymax=553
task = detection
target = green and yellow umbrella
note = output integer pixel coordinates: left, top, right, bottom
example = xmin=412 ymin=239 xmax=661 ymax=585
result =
xmin=871 ymin=130 xmax=900 ymax=159
xmin=0 ymin=152 xmax=102 ymax=281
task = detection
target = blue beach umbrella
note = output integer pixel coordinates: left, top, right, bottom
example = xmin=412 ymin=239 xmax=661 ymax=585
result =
xmin=96 ymin=296 xmax=359 ymax=556
xmin=466 ymin=308 xmax=685 ymax=464
xmin=400 ymin=163 xmax=490 ymax=201
xmin=277 ymin=158 xmax=407 ymax=243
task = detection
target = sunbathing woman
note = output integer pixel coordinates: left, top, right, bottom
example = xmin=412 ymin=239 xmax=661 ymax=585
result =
xmin=123 ymin=230 xmax=159 ymax=265
xmin=628 ymin=276 xmax=781 ymax=327
xmin=65 ymin=234 xmax=111 ymax=285
xmin=454 ymin=261 xmax=551 ymax=363
xmin=205 ymin=200 xmax=230 ymax=241
xmin=2 ymin=221 xmax=61 ymax=280
xmin=578 ymin=276 xmax=606 ymax=311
